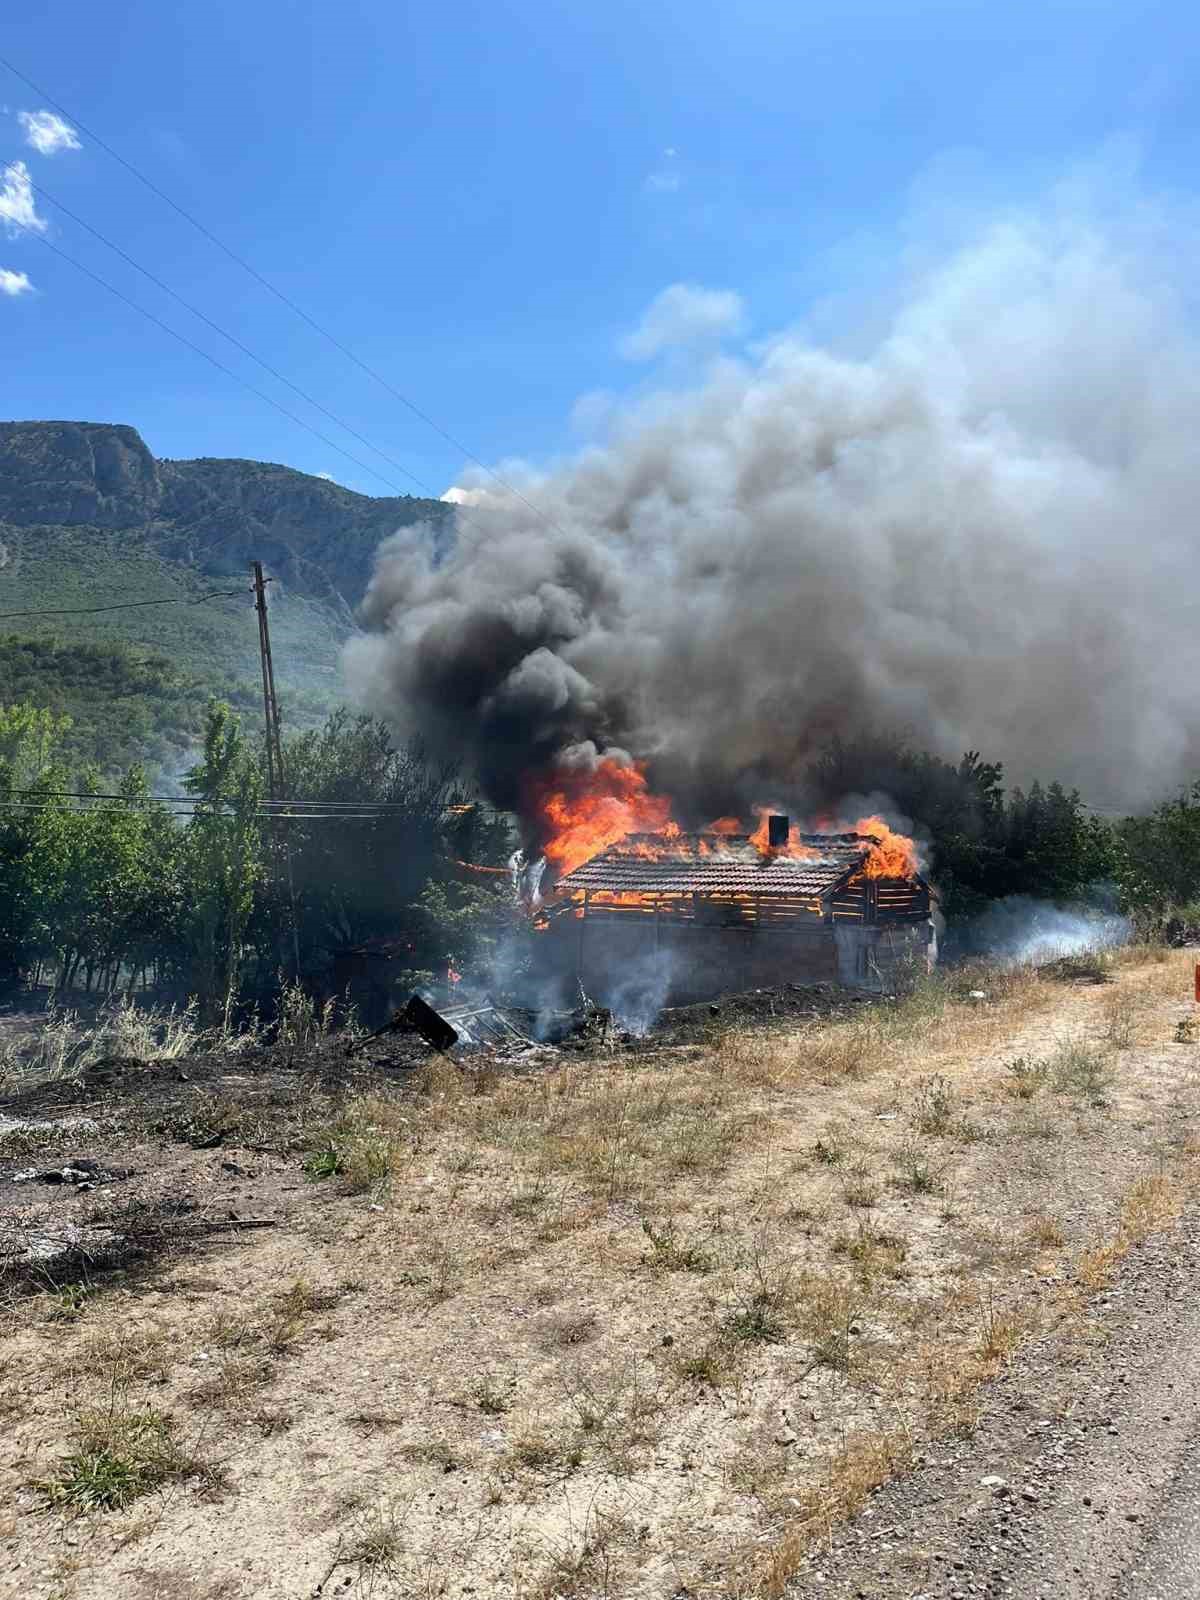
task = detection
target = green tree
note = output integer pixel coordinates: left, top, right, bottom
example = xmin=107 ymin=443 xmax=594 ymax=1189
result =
xmin=179 ymin=703 xmax=264 ymax=1022
xmin=1114 ymin=784 xmax=1200 ymax=915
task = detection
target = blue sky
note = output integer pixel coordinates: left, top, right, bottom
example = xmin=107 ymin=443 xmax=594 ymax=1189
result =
xmin=1 ymin=0 xmax=1196 ymax=497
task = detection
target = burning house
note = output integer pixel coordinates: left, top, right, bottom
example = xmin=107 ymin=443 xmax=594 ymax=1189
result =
xmin=534 ymin=814 xmax=936 ymax=1004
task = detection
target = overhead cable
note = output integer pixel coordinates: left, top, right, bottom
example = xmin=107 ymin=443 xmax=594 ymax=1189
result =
xmin=0 ymin=53 xmax=570 ymax=538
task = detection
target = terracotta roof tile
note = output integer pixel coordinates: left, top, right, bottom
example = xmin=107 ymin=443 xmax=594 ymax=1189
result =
xmin=555 ymin=833 xmax=868 ymax=899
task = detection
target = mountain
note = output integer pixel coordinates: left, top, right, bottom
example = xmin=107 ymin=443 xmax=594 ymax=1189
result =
xmin=0 ymin=420 xmax=449 ymax=606
xmin=0 ymin=420 xmax=452 ymax=774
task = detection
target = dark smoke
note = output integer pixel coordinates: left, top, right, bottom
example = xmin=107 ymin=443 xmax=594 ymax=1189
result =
xmin=345 ymin=192 xmax=1200 ymax=818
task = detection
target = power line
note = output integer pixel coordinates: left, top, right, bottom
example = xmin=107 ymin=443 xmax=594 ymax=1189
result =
xmin=4 ymin=160 xmax=448 ymax=504
xmin=27 ymin=230 xmax=437 ymax=502
xmin=0 ymin=586 xmax=251 ymax=620
xmin=4 ymin=788 xmax=430 ymax=809
xmin=0 ymin=800 xmax=421 ymax=820
xmin=13 ymin=182 xmax=503 ymax=551
xmin=0 ymin=53 xmax=569 ymax=540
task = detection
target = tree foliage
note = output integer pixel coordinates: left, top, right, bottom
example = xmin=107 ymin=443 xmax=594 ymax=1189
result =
xmin=0 ymin=699 xmax=514 ymax=1015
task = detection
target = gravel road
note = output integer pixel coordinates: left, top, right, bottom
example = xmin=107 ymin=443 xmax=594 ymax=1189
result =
xmin=787 ymin=1207 xmax=1200 ymax=1599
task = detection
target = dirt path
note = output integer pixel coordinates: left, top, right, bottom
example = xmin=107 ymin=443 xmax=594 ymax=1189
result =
xmin=783 ymin=1194 xmax=1200 ymax=1599
xmin=2 ymin=951 xmax=1199 ymax=1600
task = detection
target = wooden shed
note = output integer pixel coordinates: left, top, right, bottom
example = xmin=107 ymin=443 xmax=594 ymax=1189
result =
xmin=539 ymin=827 xmax=935 ymax=999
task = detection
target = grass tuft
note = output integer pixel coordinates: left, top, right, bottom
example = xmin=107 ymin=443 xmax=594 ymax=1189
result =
xmin=37 ymin=1404 xmax=196 ymax=1511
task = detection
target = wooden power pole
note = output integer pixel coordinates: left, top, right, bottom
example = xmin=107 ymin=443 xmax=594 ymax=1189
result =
xmin=251 ymin=562 xmax=301 ymax=979
xmin=252 ymin=562 xmax=285 ymax=803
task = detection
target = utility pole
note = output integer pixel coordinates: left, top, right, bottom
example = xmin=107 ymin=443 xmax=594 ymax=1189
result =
xmin=251 ymin=561 xmax=301 ymax=980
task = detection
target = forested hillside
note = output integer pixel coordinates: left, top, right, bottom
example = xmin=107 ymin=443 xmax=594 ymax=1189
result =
xmin=0 ymin=420 xmax=450 ymax=771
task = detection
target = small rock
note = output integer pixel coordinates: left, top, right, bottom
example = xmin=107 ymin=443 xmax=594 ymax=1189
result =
xmin=980 ymin=1475 xmax=1008 ymax=1489
xmin=1021 ymin=1488 xmax=1039 ymax=1504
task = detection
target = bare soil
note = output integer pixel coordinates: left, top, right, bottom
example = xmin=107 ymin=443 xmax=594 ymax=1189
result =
xmin=2 ymin=950 xmax=1198 ymax=1600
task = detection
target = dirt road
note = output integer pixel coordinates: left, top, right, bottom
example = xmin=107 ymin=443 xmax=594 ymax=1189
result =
xmin=789 ymin=1169 xmax=1200 ymax=1599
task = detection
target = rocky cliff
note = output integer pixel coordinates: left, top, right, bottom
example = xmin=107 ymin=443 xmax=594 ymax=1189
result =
xmin=0 ymin=420 xmax=450 ymax=607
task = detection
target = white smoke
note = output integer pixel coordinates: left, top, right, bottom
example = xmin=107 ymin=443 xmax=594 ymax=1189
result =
xmin=954 ymin=895 xmax=1131 ymax=966
xmin=345 ymin=179 xmax=1200 ymax=817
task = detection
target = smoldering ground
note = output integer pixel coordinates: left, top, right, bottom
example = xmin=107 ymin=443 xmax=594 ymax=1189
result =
xmin=344 ymin=181 xmax=1200 ymax=821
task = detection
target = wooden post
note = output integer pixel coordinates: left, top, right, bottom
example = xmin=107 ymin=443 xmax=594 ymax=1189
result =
xmin=251 ymin=561 xmax=301 ymax=980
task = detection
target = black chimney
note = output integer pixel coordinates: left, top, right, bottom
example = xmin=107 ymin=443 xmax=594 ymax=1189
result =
xmin=767 ymin=814 xmax=790 ymax=848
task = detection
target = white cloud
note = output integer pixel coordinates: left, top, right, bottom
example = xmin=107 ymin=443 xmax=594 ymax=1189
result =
xmin=0 ymin=161 xmax=47 ymax=236
xmin=17 ymin=109 xmax=80 ymax=156
xmin=644 ymin=147 xmax=681 ymax=194
xmin=620 ymin=283 xmax=746 ymax=360
xmin=317 ymin=471 xmax=335 ymax=481
xmin=0 ymin=268 xmax=32 ymax=297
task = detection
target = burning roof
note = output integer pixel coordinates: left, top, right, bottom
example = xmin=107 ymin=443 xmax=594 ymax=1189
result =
xmin=554 ymin=831 xmax=879 ymax=900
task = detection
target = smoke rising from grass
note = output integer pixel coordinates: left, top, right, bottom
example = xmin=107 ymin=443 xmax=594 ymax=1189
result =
xmin=344 ymin=183 xmax=1200 ymax=817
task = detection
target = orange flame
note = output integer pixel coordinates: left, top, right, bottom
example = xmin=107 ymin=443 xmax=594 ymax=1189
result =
xmin=525 ymin=759 xmax=920 ymax=889
xmin=706 ymin=816 xmax=742 ymax=836
xmin=852 ymin=815 xmax=920 ymax=880
xmin=747 ymin=809 xmax=819 ymax=859
xmin=526 ymin=756 xmax=674 ymax=877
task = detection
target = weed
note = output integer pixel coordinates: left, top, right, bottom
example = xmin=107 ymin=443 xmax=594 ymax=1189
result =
xmin=1003 ymin=1055 xmax=1051 ymax=1100
xmin=302 ymin=1095 xmax=411 ymax=1194
xmin=303 ymin=1140 xmax=345 ymax=1181
xmin=539 ymin=1310 xmax=598 ymax=1349
xmin=73 ymin=1327 xmax=171 ymax=1388
xmin=724 ymin=1292 xmax=788 ymax=1345
xmin=674 ymin=1342 xmax=739 ymax=1387
xmin=1174 ymin=1017 xmax=1197 ymax=1044
xmin=913 ymin=1074 xmax=954 ymax=1134
xmin=1102 ymin=991 xmax=1139 ymax=1049
xmin=812 ymin=1137 xmax=845 ymax=1166
xmin=339 ymin=1501 xmax=403 ymax=1579
xmin=640 ymin=1217 xmax=713 ymax=1274
xmin=1052 ymin=1040 xmax=1115 ymax=1106
xmin=723 ymin=1238 xmax=795 ymax=1345
xmin=399 ymin=1438 xmax=464 ymax=1472
xmin=205 ymin=1311 xmax=259 ymax=1350
xmin=266 ymin=1277 xmax=332 ymax=1353
xmin=38 ymin=1403 xmax=196 ymax=1511
xmin=831 ymin=1221 xmax=908 ymax=1281
xmin=187 ymin=1354 xmax=274 ymax=1411
xmin=841 ymin=1176 xmax=881 ymax=1210
xmin=276 ymin=980 xmax=337 ymax=1049
xmin=795 ymin=1271 xmax=863 ymax=1372
xmin=893 ymin=1142 xmax=944 ymax=1194
xmin=744 ymin=1428 xmax=913 ymax=1596
xmin=48 ymin=1282 xmax=89 ymax=1322
xmin=507 ymin=1428 xmax=582 ymax=1473
xmin=978 ymin=1289 xmax=1024 ymax=1362
xmin=1026 ymin=1215 xmax=1065 ymax=1248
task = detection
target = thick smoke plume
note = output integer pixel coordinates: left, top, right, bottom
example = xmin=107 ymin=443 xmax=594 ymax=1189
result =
xmin=345 ymin=190 xmax=1200 ymax=822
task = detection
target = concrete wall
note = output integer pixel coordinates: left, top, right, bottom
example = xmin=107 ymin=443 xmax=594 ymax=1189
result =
xmin=575 ymin=918 xmax=841 ymax=1008
xmin=536 ymin=910 xmax=937 ymax=1010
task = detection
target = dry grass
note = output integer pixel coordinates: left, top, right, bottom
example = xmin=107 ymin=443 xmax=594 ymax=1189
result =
xmin=1077 ymin=1169 xmax=1185 ymax=1287
xmin=6 ymin=948 xmax=1200 ymax=1600
xmin=734 ymin=1428 xmax=914 ymax=1598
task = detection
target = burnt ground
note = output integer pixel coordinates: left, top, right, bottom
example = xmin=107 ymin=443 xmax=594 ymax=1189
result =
xmin=0 ymin=983 xmax=854 ymax=1294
